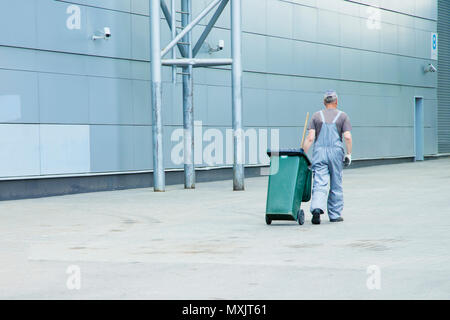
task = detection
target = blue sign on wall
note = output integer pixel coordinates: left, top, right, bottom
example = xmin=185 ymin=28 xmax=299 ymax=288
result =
xmin=431 ymin=33 xmax=438 ymax=60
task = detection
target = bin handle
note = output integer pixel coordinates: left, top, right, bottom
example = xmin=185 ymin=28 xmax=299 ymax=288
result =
xmin=300 ymin=112 xmax=310 ymax=149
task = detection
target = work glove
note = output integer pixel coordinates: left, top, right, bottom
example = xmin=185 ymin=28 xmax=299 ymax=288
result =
xmin=344 ymin=154 xmax=352 ymax=167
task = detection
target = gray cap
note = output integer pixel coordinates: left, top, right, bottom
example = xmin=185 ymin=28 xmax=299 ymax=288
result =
xmin=324 ymin=90 xmax=338 ymax=103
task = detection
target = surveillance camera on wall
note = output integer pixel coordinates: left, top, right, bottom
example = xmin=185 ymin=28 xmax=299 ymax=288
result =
xmin=92 ymin=27 xmax=112 ymax=40
xmin=208 ymin=40 xmax=225 ymax=54
xmin=217 ymin=40 xmax=225 ymax=51
xmin=103 ymin=27 xmax=111 ymax=38
xmin=424 ymin=63 xmax=437 ymax=73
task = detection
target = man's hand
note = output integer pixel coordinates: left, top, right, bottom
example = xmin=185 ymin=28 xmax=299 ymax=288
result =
xmin=303 ymin=130 xmax=316 ymax=153
xmin=344 ymin=154 xmax=352 ymax=167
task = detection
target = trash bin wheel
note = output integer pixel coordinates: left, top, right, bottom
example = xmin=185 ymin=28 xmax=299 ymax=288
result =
xmin=265 ymin=215 xmax=272 ymax=225
xmin=297 ymin=209 xmax=305 ymax=225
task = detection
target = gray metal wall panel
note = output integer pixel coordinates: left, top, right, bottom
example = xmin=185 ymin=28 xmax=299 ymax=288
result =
xmin=133 ymin=125 xmax=153 ymax=170
xmin=39 ymin=73 xmax=90 ymax=124
xmin=0 ymin=70 xmax=39 ymax=123
xmin=88 ymin=77 xmax=134 ymax=125
xmin=0 ymin=0 xmax=37 ymax=48
xmin=74 ymin=0 xmax=131 ymax=12
xmin=40 ymin=125 xmax=91 ymax=175
xmin=0 ymin=124 xmax=40 ymax=178
xmin=133 ymin=79 xmax=152 ymax=125
xmin=89 ymin=125 xmax=135 ymax=173
xmin=131 ymin=0 xmax=148 ymax=15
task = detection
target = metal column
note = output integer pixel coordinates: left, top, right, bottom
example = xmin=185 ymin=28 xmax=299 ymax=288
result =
xmin=171 ymin=0 xmax=177 ymax=84
xmin=231 ymin=0 xmax=244 ymax=191
xmin=182 ymin=0 xmax=195 ymax=189
xmin=150 ymin=0 xmax=165 ymax=192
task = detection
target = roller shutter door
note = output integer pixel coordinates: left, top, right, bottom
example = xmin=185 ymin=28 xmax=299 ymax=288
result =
xmin=438 ymin=0 xmax=450 ymax=153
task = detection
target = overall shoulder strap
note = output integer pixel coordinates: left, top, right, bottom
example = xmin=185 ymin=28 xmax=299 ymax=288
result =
xmin=319 ymin=111 xmax=325 ymax=122
xmin=332 ymin=111 xmax=343 ymax=124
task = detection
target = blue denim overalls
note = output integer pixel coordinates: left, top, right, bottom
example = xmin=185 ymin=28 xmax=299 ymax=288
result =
xmin=310 ymin=110 xmax=345 ymax=220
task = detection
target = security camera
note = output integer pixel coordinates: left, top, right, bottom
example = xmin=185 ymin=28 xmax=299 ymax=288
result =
xmin=208 ymin=40 xmax=225 ymax=54
xmin=92 ymin=27 xmax=111 ymax=40
xmin=218 ymin=40 xmax=225 ymax=51
xmin=424 ymin=63 xmax=437 ymax=73
xmin=103 ymin=27 xmax=111 ymax=39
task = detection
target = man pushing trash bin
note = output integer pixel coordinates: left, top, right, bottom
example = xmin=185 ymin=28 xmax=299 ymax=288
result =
xmin=302 ymin=90 xmax=353 ymax=225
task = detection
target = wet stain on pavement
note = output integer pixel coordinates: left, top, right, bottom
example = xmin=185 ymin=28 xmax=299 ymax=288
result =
xmin=345 ymin=239 xmax=403 ymax=251
xmin=142 ymin=251 xmax=166 ymax=255
xmin=287 ymin=243 xmax=323 ymax=249
xmin=182 ymin=250 xmax=226 ymax=255
xmin=122 ymin=219 xmax=138 ymax=225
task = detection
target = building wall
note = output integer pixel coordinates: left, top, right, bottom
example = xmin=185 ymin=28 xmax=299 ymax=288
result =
xmin=438 ymin=0 xmax=450 ymax=153
xmin=0 ymin=0 xmax=438 ymax=180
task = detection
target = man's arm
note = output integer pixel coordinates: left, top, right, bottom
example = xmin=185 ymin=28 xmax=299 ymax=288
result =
xmin=343 ymin=131 xmax=352 ymax=154
xmin=303 ymin=129 xmax=315 ymax=153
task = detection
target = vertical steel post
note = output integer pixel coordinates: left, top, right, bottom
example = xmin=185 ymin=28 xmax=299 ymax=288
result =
xmin=171 ymin=0 xmax=176 ymax=84
xmin=150 ymin=0 xmax=166 ymax=192
xmin=182 ymin=0 xmax=195 ymax=189
xmin=231 ymin=0 xmax=244 ymax=191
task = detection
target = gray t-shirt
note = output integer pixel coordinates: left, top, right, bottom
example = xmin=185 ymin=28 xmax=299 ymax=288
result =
xmin=308 ymin=108 xmax=352 ymax=141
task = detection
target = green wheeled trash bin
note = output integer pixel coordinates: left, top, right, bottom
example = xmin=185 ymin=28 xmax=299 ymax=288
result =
xmin=265 ymin=149 xmax=312 ymax=225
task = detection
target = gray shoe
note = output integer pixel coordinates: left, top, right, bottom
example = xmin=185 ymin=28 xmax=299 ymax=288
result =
xmin=330 ymin=217 xmax=344 ymax=223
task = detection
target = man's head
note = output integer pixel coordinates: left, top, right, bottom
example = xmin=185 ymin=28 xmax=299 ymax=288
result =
xmin=323 ymin=90 xmax=338 ymax=108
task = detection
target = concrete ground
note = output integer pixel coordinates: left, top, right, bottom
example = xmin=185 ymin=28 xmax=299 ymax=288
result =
xmin=1 ymin=159 xmax=450 ymax=300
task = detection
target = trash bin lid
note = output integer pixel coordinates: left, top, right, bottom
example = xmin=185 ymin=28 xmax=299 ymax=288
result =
xmin=267 ymin=148 xmax=311 ymax=166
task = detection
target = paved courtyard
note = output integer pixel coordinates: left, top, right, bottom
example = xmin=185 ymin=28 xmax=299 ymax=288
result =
xmin=1 ymin=159 xmax=450 ymax=299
